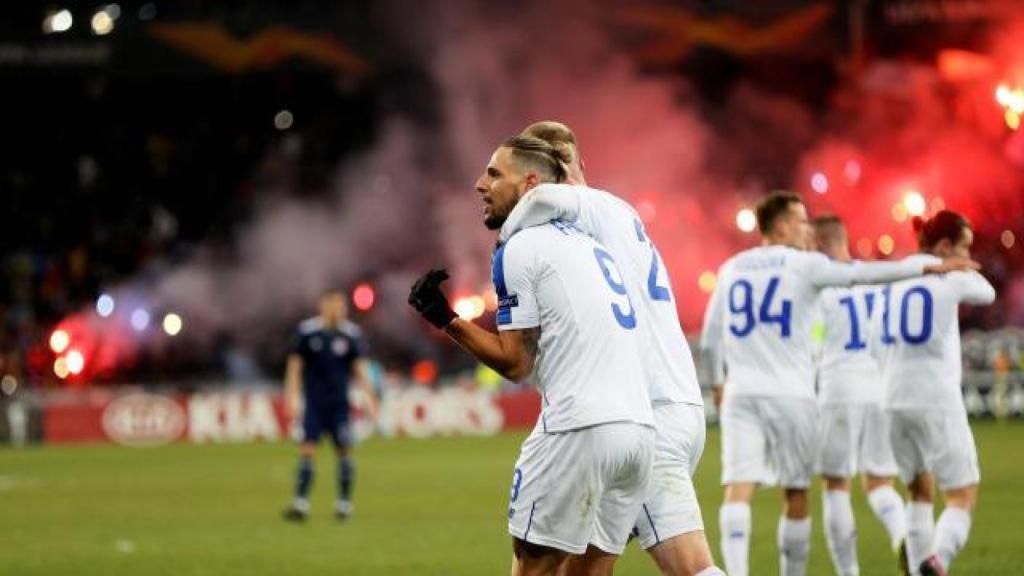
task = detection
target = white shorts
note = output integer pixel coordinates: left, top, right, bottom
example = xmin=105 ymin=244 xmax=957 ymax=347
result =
xmin=889 ymin=409 xmax=980 ymax=491
xmin=634 ymin=403 xmax=706 ymax=550
xmin=816 ymin=402 xmax=898 ymax=478
xmin=721 ymin=396 xmax=818 ymax=489
xmin=508 ymin=421 xmax=655 ymax=555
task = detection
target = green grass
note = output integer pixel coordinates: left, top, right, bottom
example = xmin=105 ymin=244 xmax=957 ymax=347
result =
xmin=0 ymin=422 xmax=1021 ymax=574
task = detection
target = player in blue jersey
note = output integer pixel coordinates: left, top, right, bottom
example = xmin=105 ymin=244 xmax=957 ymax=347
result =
xmin=283 ymin=289 xmax=378 ymax=521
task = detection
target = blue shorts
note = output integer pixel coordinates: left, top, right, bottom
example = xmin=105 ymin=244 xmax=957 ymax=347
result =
xmin=302 ymin=407 xmax=352 ymax=448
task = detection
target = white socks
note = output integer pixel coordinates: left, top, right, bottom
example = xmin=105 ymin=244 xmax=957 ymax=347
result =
xmin=694 ymin=568 xmax=727 ymax=576
xmin=867 ymin=485 xmax=908 ymax=549
xmin=906 ymin=501 xmax=935 ymax=571
xmin=934 ymin=506 xmax=972 ymax=570
xmin=292 ymin=496 xmax=310 ymax=512
xmin=719 ymin=502 xmax=751 ymax=576
xmin=823 ymin=490 xmax=859 ymax=576
xmin=778 ymin=516 xmax=812 ymax=576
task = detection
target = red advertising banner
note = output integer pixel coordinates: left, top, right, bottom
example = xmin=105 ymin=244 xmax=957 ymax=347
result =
xmin=40 ymin=387 xmax=543 ymax=445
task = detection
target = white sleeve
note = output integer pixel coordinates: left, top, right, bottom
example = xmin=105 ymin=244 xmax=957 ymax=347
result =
xmin=799 ymin=253 xmax=931 ymax=289
xmin=492 ymin=239 xmax=540 ymax=331
xmin=700 ymin=264 xmax=728 ymax=384
xmin=946 ymin=271 xmax=996 ymax=305
xmin=498 ymin=184 xmax=584 ymax=244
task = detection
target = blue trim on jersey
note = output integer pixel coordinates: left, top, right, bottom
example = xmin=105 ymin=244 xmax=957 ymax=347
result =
xmin=643 ymin=504 xmax=661 ymax=544
xmin=524 ymin=501 xmax=537 ymax=541
xmin=492 ymin=244 xmax=512 ymax=325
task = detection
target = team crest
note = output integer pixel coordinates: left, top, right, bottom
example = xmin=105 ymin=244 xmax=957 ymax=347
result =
xmin=332 ymin=338 xmax=350 ymax=356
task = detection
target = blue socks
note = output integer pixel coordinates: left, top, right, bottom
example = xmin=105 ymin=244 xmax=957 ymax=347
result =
xmin=339 ymin=457 xmax=355 ymax=501
xmin=295 ymin=457 xmax=314 ymax=500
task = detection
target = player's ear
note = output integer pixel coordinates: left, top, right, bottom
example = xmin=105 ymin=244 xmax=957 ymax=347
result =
xmin=523 ymin=172 xmax=540 ymax=193
xmin=935 ymin=237 xmax=954 ymax=257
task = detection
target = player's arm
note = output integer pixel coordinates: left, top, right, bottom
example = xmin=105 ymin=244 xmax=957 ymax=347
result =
xmin=284 ymin=353 xmax=303 ymax=421
xmin=444 ymin=321 xmax=538 ymax=381
xmin=948 ymin=270 xmax=996 ymax=305
xmin=700 ymin=265 xmax=728 ymax=405
xmin=498 ymin=183 xmax=584 ymax=244
xmin=353 ymin=359 xmax=379 ymax=419
xmin=804 ymin=253 xmax=979 ymax=288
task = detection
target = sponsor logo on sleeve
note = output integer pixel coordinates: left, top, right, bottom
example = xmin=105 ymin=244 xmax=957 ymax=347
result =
xmin=498 ymin=294 xmax=519 ymax=309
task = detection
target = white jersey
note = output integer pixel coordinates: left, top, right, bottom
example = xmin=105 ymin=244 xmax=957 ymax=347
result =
xmin=871 ymin=255 xmax=996 ymax=411
xmin=817 ymin=284 xmax=884 ymax=405
xmin=498 ymin=183 xmax=702 ymax=406
xmin=495 ymin=222 xmax=655 ymax=432
xmin=701 ymin=246 xmax=932 ymax=400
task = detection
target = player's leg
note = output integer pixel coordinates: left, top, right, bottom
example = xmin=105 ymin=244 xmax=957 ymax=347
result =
xmin=508 ymin=425 xmax=596 ymax=575
xmin=329 ymin=412 xmax=355 ymax=518
xmin=891 ymin=410 xmax=936 ymax=575
xmin=284 ymin=409 xmax=322 ymax=521
xmin=511 ymin=538 xmax=568 ymax=576
xmin=922 ymin=410 xmax=980 ymax=575
xmin=860 ymin=403 xmax=908 ymax=563
xmin=635 ymin=404 xmax=723 ymax=576
xmin=718 ymin=396 xmax=766 ymax=576
xmin=581 ymin=422 xmax=656 ymax=576
xmin=817 ymin=404 xmax=859 ymax=576
xmin=770 ymin=397 xmax=818 ymax=576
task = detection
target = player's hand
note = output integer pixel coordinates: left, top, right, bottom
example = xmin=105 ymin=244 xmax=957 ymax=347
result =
xmin=926 ymin=256 xmax=981 ymax=274
xmin=408 ymin=269 xmax=458 ymax=329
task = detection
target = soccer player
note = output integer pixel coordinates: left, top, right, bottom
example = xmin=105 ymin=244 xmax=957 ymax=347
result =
xmin=282 ymin=290 xmax=379 ymax=521
xmin=409 ymin=135 xmax=656 ymax=576
xmin=498 ymin=121 xmax=724 ymax=576
xmin=812 ymin=215 xmax=908 ymax=575
xmin=699 ymin=193 xmax=977 ymax=576
xmin=871 ymin=211 xmax=995 ymax=575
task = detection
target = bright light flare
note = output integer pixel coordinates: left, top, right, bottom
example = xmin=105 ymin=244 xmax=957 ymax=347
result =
xmin=130 ymin=309 xmax=150 ymax=332
xmin=903 ymin=190 xmax=927 ymax=217
xmin=454 ymin=295 xmax=486 ymax=321
xmin=1006 ymin=110 xmax=1020 ymax=131
xmin=50 ymin=329 xmax=70 ymax=354
xmin=43 ymin=9 xmax=73 ymax=34
xmin=878 ymin=235 xmax=895 ymax=255
xmin=1003 ymin=230 xmax=1016 ymax=249
xmin=91 ymin=10 xmax=114 ymax=35
xmin=891 ymin=203 xmax=909 ymax=223
xmin=810 ymin=172 xmax=829 ymax=194
xmin=352 ymin=283 xmax=375 ymax=311
xmin=698 ymin=271 xmax=717 ymax=293
xmin=996 ymin=84 xmax=1024 ymax=114
xmin=96 ymin=294 xmax=115 ymax=317
xmin=162 ymin=313 xmax=183 ymax=336
xmin=53 ymin=357 xmax=70 ymax=379
xmin=66 ymin=350 xmax=85 ymax=375
xmin=736 ymin=209 xmax=756 ymax=233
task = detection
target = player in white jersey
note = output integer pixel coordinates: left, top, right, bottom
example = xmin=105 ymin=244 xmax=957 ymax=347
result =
xmin=871 ymin=211 xmax=995 ymax=576
xmin=409 ymin=135 xmax=655 ymax=576
xmin=811 ymin=216 xmax=908 ymax=576
xmin=700 ymin=193 xmax=977 ymax=576
xmin=496 ymin=121 xmax=723 ymax=576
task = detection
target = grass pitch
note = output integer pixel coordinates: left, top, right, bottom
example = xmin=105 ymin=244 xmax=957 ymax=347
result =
xmin=1 ymin=422 xmax=1021 ymax=574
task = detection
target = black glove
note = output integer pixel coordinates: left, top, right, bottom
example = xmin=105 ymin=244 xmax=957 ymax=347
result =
xmin=409 ymin=269 xmax=458 ymax=329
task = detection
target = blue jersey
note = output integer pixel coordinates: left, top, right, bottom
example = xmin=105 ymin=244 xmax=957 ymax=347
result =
xmin=291 ymin=318 xmax=366 ymax=413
